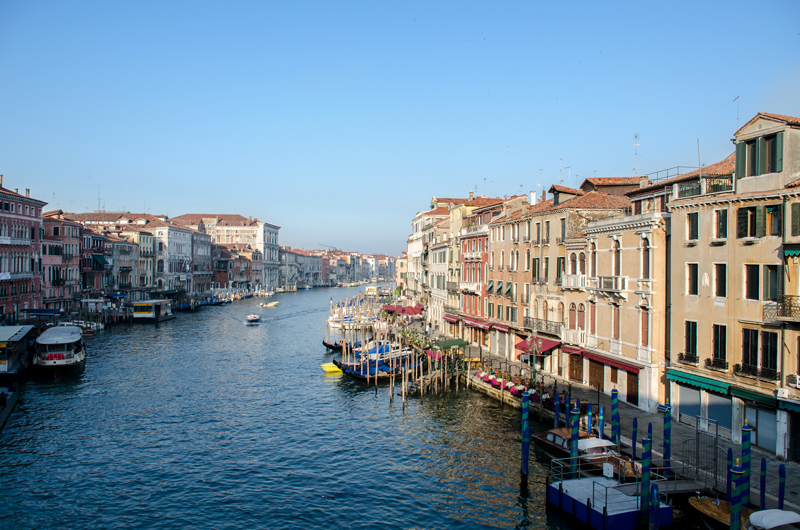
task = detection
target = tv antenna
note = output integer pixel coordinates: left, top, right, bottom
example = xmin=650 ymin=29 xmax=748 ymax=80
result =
xmin=733 ymin=95 xmax=740 ymax=130
xmin=633 ymin=134 xmax=640 ymax=177
xmin=559 ymin=159 xmax=563 ymax=185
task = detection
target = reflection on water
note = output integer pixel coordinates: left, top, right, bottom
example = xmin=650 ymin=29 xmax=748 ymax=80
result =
xmin=1 ymin=287 xmax=577 ymax=529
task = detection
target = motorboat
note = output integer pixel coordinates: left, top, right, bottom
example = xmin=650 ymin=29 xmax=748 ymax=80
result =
xmin=748 ymin=509 xmax=800 ymax=530
xmin=532 ymin=427 xmax=595 ymax=460
xmin=689 ymin=496 xmax=756 ymax=530
xmin=576 ymin=438 xmax=641 ymax=478
xmin=33 ymin=326 xmax=87 ymax=377
xmin=246 ymin=314 xmax=261 ymax=324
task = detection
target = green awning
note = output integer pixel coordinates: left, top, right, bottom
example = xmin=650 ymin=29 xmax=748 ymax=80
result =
xmin=779 ymin=400 xmax=800 ymax=413
xmin=730 ymin=386 xmax=777 ymax=407
xmin=486 ymin=280 xmax=494 ymax=294
xmin=505 ymin=282 xmax=513 ymax=293
xmin=435 ymin=338 xmax=469 ymax=350
xmin=92 ymin=254 xmax=109 ymax=265
xmin=666 ymin=369 xmax=730 ymax=394
xmin=496 ymin=281 xmax=503 ymax=293
xmin=785 ymin=249 xmax=800 ymax=257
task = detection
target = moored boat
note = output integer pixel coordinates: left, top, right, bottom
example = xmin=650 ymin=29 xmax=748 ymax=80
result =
xmin=689 ymin=496 xmax=756 ymax=530
xmin=32 ymin=326 xmax=86 ymax=377
xmin=132 ymin=299 xmax=176 ymax=323
xmin=748 ymin=509 xmax=800 ymax=530
xmin=532 ymin=427 xmax=595 ymax=460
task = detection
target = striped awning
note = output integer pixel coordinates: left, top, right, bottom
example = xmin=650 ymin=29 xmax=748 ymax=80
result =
xmin=731 ymin=386 xmax=777 ymax=407
xmin=443 ymin=314 xmax=459 ymax=324
xmin=666 ymin=369 xmax=729 ymax=394
xmin=786 ymin=249 xmax=800 ymax=257
xmin=487 ymin=280 xmax=494 ymax=293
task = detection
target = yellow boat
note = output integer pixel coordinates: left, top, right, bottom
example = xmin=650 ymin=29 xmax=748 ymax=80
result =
xmin=266 ymin=301 xmax=279 ymax=307
xmin=321 ymin=363 xmax=342 ymax=373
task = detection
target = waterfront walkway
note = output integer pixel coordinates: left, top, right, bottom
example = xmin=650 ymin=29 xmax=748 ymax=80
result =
xmin=457 ymin=347 xmax=800 ymax=510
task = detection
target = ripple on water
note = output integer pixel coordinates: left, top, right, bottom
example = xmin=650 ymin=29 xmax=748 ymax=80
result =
xmin=1 ymin=288 xmax=574 ymax=530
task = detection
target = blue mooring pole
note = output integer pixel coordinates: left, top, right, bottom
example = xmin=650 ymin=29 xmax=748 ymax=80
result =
xmin=641 ymin=437 xmax=652 ymax=523
xmin=649 ymin=483 xmax=660 ymax=530
xmin=598 ymin=405 xmax=604 ymax=440
xmin=554 ymin=391 xmax=560 ymax=428
xmin=731 ymin=459 xmax=744 ymax=530
xmin=611 ymin=389 xmax=619 ymax=444
xmin=760 ymin=458 xmax=766 ymax=509
xmin=570 ymin=407 xmax=580 ymax=478
xmin=727 ymin=448 xmax=733 ymax=501
xmin=779 ymin=463 xmax=786 ymax=509
xmin=632 ymin=417 xmax=638 ymax=460
xmin=663 ymin=401 xmax=671 ymax=477
xmin=742 ymin=421 xmax=754 ymax=507
xmin=587 ymin=402 xmax=593 ymax=435
xmin=521 ymin=391 xmax=530 ymax=493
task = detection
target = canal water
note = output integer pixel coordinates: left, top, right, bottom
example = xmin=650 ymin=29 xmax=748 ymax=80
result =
xmin=1 ymin=287 xmax=574 ymax=529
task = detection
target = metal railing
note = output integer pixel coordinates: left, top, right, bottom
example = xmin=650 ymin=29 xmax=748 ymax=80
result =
xmin=678 ymin=352 xmax=699 ymax=365
xmin=678 ymin=181 xmax=701 ymax=198
xmin=446 ymin=281 xmax=459 ymax=292
xmin=759 ymin=367 xmax=780 ymax=381
xmin=524 ymin=317 xmax=563 ymax=336
xmin=734 ymin=363 xmax=758 ymax=377
xmin=778 ymin=295 xmax=800 ymax=319
xmin=541 ymin=238 xmax=550 ymax=245
xmin=444 ymin=306 xmax=460 ymax=316
xmin=706 ymin=175 xmax=733 ymax=194
xmin=556 ymin=237 xmax=564 ymax=245
xmin=763 ymin=301 xmax=778 ymax=322
xmin=704 ymin=357 xmax=729 ymax=370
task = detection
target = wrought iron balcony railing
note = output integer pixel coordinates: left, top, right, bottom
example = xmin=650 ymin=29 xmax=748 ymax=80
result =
xmin=734 ymin=363 xmax=759 ymax=378
xmin=678 ymin=352 xmax=699 ymax=365
xmin=778 ymin=295 xmax=800 ymax=319
xmin=446 ymin=281 xmax=459 ymax=292
xmin=706 ymin=175 xmax=733 ymax=194
xmin=678 ymin=181 xmax=701 ymax=198
xmin=705 ymin=357 xmax=729 ymax=371
xmin=759 ymin=367 xmax=780 ymax=381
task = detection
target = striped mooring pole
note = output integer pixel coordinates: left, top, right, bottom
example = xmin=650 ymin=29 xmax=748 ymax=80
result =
xmin=780 ymin=463 xmax=786 ymax=509
xmin=730 ymin=459 xmax=744 ymax=530
xmin=554 ymin=391 xmax=560 ymax=428
xmin=632 ymin=417 xmax=638 ymax=460
xmin=521 ymin=391 xmax=530 ymax=493
xmin=611 ymin=389 xmax=619 ymax=444
xmin=663 ymin=401 xmax=671 ymax=477
xmin=588 ymin=402 xmax=593 ymax=435
xmin=598 ymin=405 xmax=604 ymax=440
xmin=760 ymin=458 xmax=767 ymax=509
xmin=565 ymin=392 xmax=570 ymax=428
xmin=649 ymin=483 xmax=660 ymax=530
xmin=641 ymin=437 xmax=652 ymax=523
xmin=727 ymin=448 xmax=733 ymax=501
xmin=576 ymin=398 xmax=581 ymax=429
xmin=570 ymin=407 xmax=580 ymax=478
xmin=742 ymin=420 xmax=754 ymax=507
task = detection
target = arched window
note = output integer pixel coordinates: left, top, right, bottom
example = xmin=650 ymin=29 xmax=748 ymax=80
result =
xmin=579 ymin=252 xmax=586 ymax=275
xmin=642 ymin=239 xmax=650 ymax=280
xmin=543 ymin=301 xmax=549 ymax=321
xmin=591 ymin=243 xmax=597 ymax=277
xmin=515 ymin=250 xmax=520 ymax=270
xmin=569 ymin=302 xmax=577 ymax=329
xmin=558 ymin=302 xmax=565 ymax=325
xmin=533 ymin=300 xmax=539 ymax=319
xmin=578 ymin=304 xmax=586 ymax=330
xmin=613 ymin=240 xmax=621 ymax=276
xmin=570 ymin=253 xmax=577 ymax=275
xmin=157 ymin=259 xmax=164 ymax=273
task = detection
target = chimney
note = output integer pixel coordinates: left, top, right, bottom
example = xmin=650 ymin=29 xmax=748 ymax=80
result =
xmin=639 ymin=177 xmax=649 ymax=188
xmin=14 ymin=188 xmax=18 ymax=194
xmin=469 ymin=191 xmax=474 ymax=200
xmin=541 ymin=190 xmax=546 ymax=202
xmin=0 ymin=175 xmax=3 ymax=187
xmin=26 ymin=188 xmax=30 ymax=197
xmin=530 ymin=191 xmax=537 ymax=205
xmin=504 ymin=195 xmax=508 ymax=200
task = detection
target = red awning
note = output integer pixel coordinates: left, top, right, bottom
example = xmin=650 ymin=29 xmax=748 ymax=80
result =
xmin=493 ymin=324 xmax=510 ymax=332
xmin=562 ymin=346 xmax=583 ymax=355
xmin=443 ymin=314 xmax=459 ymax=324
xmin=463 ymin=317 xmax=491 ymax=331
xmin=382 ymin=304 xmax=396 ymax=312
xmin=582 ymin=351 xmax=640 ymax=375
xmin=514 ymin=337 xmax=560 ymax=354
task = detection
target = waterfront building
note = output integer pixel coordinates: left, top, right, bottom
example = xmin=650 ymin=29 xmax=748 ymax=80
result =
xmin=104 ymin=233 xmax=139 ymax=300
xmin=396 ymin=252 xmax=407 ymax=290
xmin=142 ymin=220 xmax=193 ymax=293
xmin=0 ymin=182 xmax=46 ymax=323
xmin=667 ymin=112 xmax=800 ymax=459
xmin=80 ymin=228 xmax=109 ymax=296
xmin=190 ymin=229 xmax=212 ymax=297
xmin=120 ymin=230 xmax=154 ymax=294
xmin=42 ymin=211 xmax=82 ymax=312
xmin=426 ymin=221 xmax=449 ymax=335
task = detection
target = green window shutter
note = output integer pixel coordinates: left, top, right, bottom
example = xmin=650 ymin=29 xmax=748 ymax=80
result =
xmin=757 ymin=137 xmax=767 ymax=176
xmin=756 ymin=205 xmax=766 ymax=237
xmin=778 ymin=264 xmax=784 ymax=296
xmin=736 ymin=142 xmax=747 ymax=179
xmin=778 ymin=203 xmax=784 ymax=237
xmin=792 ymin=203 xmax=800 ymax=237
xmin=776 ymin=132 xmax=784 ymax=173
xmin=737 ymin=208 xmax=748 ymax=238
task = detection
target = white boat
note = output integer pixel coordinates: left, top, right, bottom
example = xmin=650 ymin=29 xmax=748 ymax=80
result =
xmin=132 ymin=299 xmax=176 ymax=323
xmin=33 ymin=326 xmax=86 ymax=376
xmin=246 ymin=314 xmax=261 ymax=324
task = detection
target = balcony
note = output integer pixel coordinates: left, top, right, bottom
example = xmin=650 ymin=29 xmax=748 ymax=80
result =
xmin=462 ymin=225 xmax=488 ymax=236
xmin=759 ymin=367 xmax=780 ymax=381
xmin=459 ymin=281 xmax=481 ymax=294
xmin=444 ymin=306 xmax=460 ymax=316
xmin=497 ymin=265 xmax=504 ymax=271
xmin=556 ymin=237 xmax=564 ymax=245
xmin=522 ymin=235 xmax=530 ymax=243
xmin=118 ymin=282 xmax=132 ymax=289
xmin=0 ymin=237 xmax=31 ymax=246
xmin=777 ymin=295 xmax=800 ymax=321
xmin=555 ymin=277 xmax=562 ymax=286
xmin=562 ymin=274 xmax=586 ymax=289
xmin=678 ymin=352 xmax=699 ymax=366
xmin=511 ymin=236 xmax=519 ymax=244
xmin=532 ymin=238 xmax=541 ymax=246
xmin=705 ymin=357 xmax=729 ymax=371
xmin=678 ymin=181 xmax=701 ymax=198
xmin=523 ymin=317 xmax=562 ymax=336
xmin=734 ymin=363 xmax=759 ymax=378
xmin=463 ymin=251 xmax=482 ymax=261
xmin=594 ymin=275 xmax=627 ymax=293
xmin=61 ymin=254 xmax=73 ymax=262
xmin=706 ymin=175 xmax=733 ymax=194
xmin=10 ymin=271 xmax=33 ymax=280
xmin=446 ymin=281 xmax=459 ymax=292
xmin=541 ymin=238 xmax=550 ymax=246
xmin=563 ymin=328 xmax=586 ymax=346
xmin=51 ymin=278 xmax=65 ymax=286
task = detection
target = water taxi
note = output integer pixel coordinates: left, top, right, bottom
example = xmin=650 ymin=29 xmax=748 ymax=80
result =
xmin=132 ymin=299 xmax=176 ymax=323
xmin=246 ymin=314 xmax=261 ymax=324
xmin=33 ymin=326 xmax=86 ymax=377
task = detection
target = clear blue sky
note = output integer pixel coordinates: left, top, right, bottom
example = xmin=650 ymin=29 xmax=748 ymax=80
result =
xmin=1 ymin=1 xmax=798 ymax=256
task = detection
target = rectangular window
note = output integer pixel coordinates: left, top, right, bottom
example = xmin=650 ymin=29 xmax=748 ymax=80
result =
xmin=685 ymin=321 xmax=698 ymax=355
xmin=497 ymin=304 xmax=503 ymax=321
xmin=545 ymin=221 xmax=550 ymax=241
xmin=715 ymin=210 xmax=728 ymax=239
xmin=762 ymin=331 xmax=778 ymax=371
xmin=764 ymin=265 xmax=778 ymax=301
xmin=488 ymin=303 xmax=493 ymax=318
xmin=613 ymin=305 xmax=620 ymax=340
xmin=745 ymin=264 xmax=760 ymax=300
xmin=544 ymin=258 xmax=549 ymax=282
xmin=641 ymin=309 xmax=649 ymax=347
xmin=742 ymin=328 xmax=759 ymax=367
xmin=590 ymin=302 xmax=596 ymax=335
xmin=742 ymin=134 xmax=784 ymax=177
xmin=556 ymin=257 xmax=565 ymax=281
xmin=714 ymin=264 xmax=727 ymax=297
xmin=767 ymin=206 xmax=782 ymax=236
xmin=793 ymin=203 xmax=800 ymax=237
xmin=560 ymin=218 xmax=566 ymax=239
xmin=687 ymin=263 xmax=699 ymax=295
xmin=737 ymin=207 xmax=759 ymax=238
xmin=687 ymin=212 xmax=699 ymax=240
xmin=713 ymin=324 xmax=726 ymax=361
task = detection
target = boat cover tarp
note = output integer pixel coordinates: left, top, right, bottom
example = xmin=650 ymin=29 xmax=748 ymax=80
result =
xmin=435 ymin=338 xmax=469 ymax=349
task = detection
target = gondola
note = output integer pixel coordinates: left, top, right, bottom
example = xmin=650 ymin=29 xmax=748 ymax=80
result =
xmin=322 ymin=340 xmax=361 ymax=352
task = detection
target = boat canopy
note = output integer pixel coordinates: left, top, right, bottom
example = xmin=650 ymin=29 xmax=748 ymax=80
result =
xmin=36 ymin=326 xmax=82 ymax=345
xmin=749 ymin=510 xmax=800 ymax=530
xmin=577 ymin=438 xmax=616 ymax=451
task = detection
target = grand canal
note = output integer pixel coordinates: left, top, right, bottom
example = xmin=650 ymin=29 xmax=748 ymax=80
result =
xmin=1 ymin=286 xmax=571 ymax=529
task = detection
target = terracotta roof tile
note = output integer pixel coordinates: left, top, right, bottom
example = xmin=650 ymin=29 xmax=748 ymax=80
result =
xmin=628 ymin=153 xmax=734 ymax=196
xmin=735 ymin=112 xmax=800 ymax=136
xmin=582 ymin=177 xmax=643 ymax=187
xmin=551 ymin=191 xmax=630 ymax=211
xmin=422 ymin=206 xmax=449 ymax=216
xmin=549 ymin=185 xmax=585 ymax=195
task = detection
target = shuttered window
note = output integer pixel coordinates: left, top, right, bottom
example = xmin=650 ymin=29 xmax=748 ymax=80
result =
xmin=613 ymin=305 xmax=620 ymax=339
xmin=739 ymin=132 xmax=784 ymax=178
xmin=641 ymin=308 xmax=649 ymax=347
xmin=687 ymin=213 xmax=699 ymax=240
xmin=685 ymin=320 xmax=697 ymax=355
xmin=687 ymin=263 xmax=699 ymax=295
xmin=742 ymin=328 xmax=759 ymax=367
xmin=745 ymin=264 xmax=760 ymax=300
xmin=792 ymin=203 xmax=800 ymax=237
xmin=713 ymin=324 xmax=727 ymax=361
xmin=715 ymin=209 xmax=728 ymax=239
xmin=714 ymin=264 xmax=727 ymax=297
